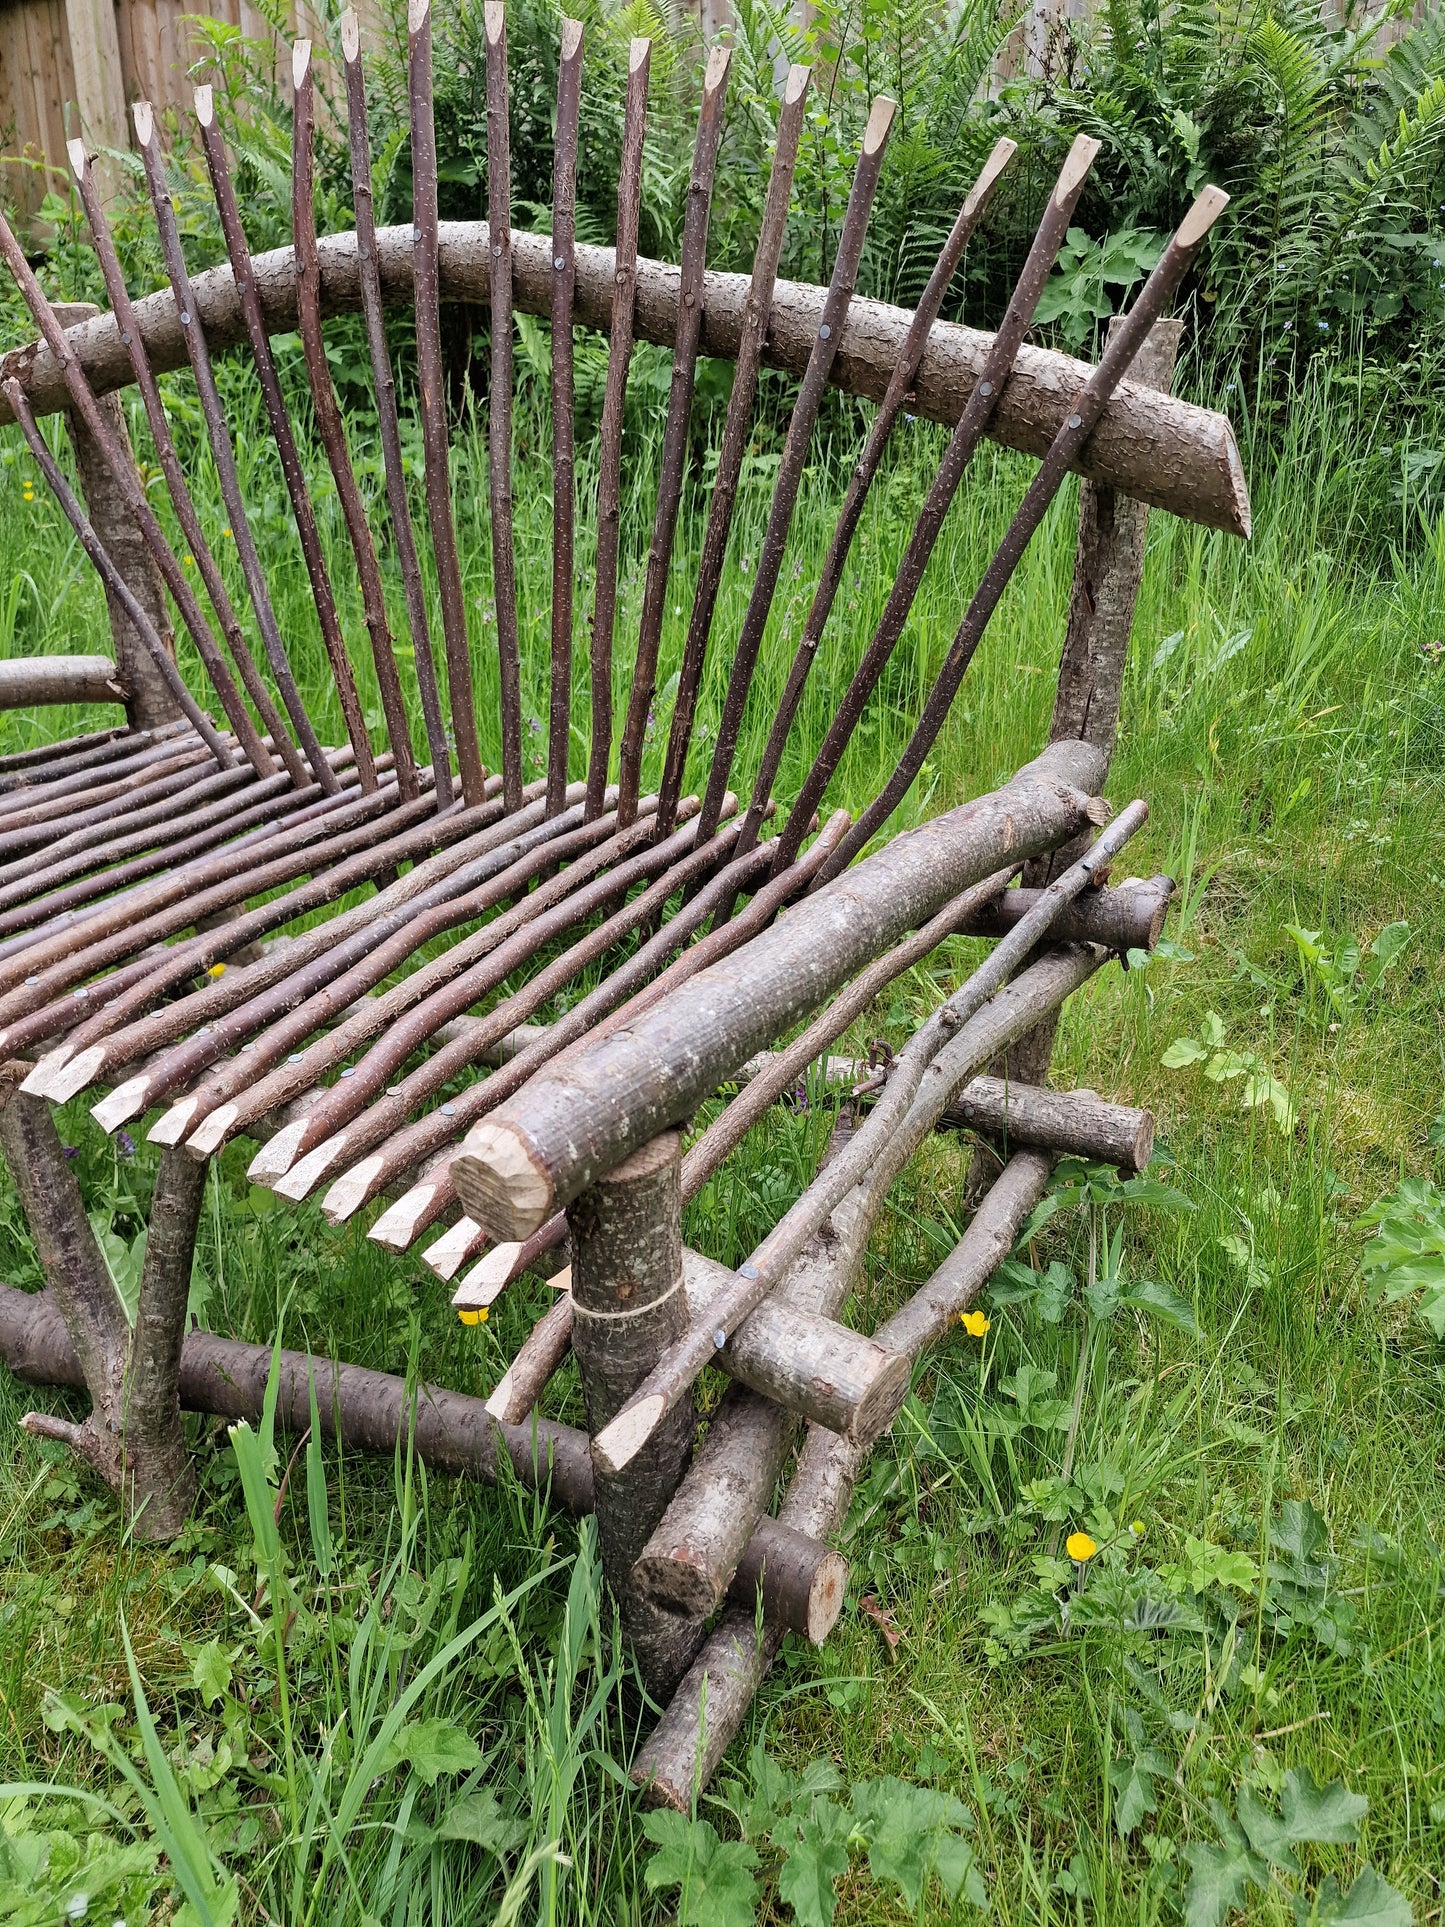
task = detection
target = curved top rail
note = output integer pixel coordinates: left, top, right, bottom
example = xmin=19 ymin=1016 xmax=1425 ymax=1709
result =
xmin=0 ymin=221 xmax=1249 ymax=538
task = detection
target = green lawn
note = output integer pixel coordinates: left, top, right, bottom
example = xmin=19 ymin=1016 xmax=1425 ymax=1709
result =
xmin=1 ymin=348 xmax=1443 ymax=1926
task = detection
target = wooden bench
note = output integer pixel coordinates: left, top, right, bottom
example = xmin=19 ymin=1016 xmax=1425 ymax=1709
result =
xmin=0 ymin=0 xmax=1247 ymax=1805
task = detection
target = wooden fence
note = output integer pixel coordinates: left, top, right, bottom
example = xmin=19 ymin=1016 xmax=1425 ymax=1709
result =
xmin=0 ymin=0 xmax=357 ymax=221
xmin=0 ymin=0 xmax=1434 ymax=226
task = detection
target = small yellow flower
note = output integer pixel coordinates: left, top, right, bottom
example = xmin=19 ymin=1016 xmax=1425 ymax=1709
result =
xmin=1066 ymin=1531 xmax=1097 ymax=1563
xmin=222 ymin=527 xmax=233 ymax=538
xmin=959 ymin=1309 xmax=991 ymax=1338
xmin=1130 ymin=1519 xmax=1145 ymax=1538
xmin=183 ymin=554 xmax=195 ymax=568
xmin=457 ymin=1307 xmax=488 ymax=1326
xmin=206 ymin=962 xmax=226 ymax=979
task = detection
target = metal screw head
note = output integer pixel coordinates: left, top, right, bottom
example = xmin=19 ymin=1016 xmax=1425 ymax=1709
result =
xmin=235 ymin=279 xmax=245 ymax=294
xmin=24 ymin=975 xmax=37 ymax=986
xmin=180 ymin=311 xmax=191 ymax=326
xmin=1067 ymin=412 xmax=1082 ymax=429
xmin=819 ymin=322 xmax=831 ymax=340
xmin=340 ymin=1066 xmax=355 ymax=1077
xmin=492 ymin=243 xmax=502 ymax=257
xmin=554 ymin=255 xmax=565 ymax=269
xmin=979 ymin=380 xmax=992 ymax=397
xmin=713 ymin=1327 xmax=727 ymax=1350
xmin=441 ymin=1103 xmax=456 ymax=1117
xmin=413 ymin=224 xmax=422 ymax=242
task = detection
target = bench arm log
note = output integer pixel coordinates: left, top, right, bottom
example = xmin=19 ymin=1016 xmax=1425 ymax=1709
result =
xmin=452 ymin=738 xmax=1108 ymax=1239
xmin=0 ymin=227 xmax=1248 ymax=538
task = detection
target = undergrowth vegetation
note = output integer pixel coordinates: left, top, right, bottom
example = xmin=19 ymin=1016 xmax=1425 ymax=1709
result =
xmin=0 ymin=0 xmax=1444 ymax=1921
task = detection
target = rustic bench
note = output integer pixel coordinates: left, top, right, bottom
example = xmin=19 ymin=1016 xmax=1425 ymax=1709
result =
xmin=0 ymin=0 xmax=1246 ymax=1805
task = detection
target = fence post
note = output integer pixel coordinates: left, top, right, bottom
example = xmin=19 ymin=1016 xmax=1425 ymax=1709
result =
xmin=52 ymin=300 xmax=181 ymax=730
xmin=567 ymin=1131 xmax=700 ymax=1697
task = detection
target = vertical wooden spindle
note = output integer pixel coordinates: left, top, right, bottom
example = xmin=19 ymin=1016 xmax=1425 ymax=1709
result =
xmin=51 ymin=300 xmax=177 ymax=732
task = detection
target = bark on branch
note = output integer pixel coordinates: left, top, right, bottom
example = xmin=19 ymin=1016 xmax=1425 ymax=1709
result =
xmin=0 ymin=226 xmax=1250 ymax=537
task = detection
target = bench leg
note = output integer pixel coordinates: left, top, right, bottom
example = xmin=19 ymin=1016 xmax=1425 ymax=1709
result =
xmin=568 ymin=1130 xmax=700 ymax=1697
xmin=0 ymin=1070 xmax=201 ymax=1538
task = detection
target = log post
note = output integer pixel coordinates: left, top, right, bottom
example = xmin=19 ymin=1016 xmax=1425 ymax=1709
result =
xmin=995 ymin=317 xmax=1181 ymax=1092
xmin=567 ymin=1130 xmax=699 ymax=1696
xmin=50 ymin=301 xmax=179 ymax=731
xmin=0 ymin=1065 xmax=200 ymax=1537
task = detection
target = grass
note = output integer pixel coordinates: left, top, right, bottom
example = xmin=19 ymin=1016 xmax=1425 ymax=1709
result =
xmin=1 ymin=333 xmax=1444 ymax=1925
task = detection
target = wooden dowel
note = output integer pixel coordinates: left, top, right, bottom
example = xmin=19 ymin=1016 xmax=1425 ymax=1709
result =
xmin=590 ymin=803 xmax=1145 ymax=1478
xmin=546 ymin=20 xmax=584 ymax=817
xmin=341 ymin=9 xmax=453 ymax=807
xmin=813 ymin=186 xmax=1230 ymax=887
xmin=631 ymin=1150 xmax=1053 ymax=1808
xmin=44 ymin=307 xmax=176 ymax=734
xmin=409 ymin=0 xmax=487 ymax=807
xmin=584 ymin=36 xmax=650 ymax=821
xmin=292 ymin=43 xmax=418 ymax=801
xmin=67 ymin=159 xmax=306 ymax=786
xmin=694 ymin=94 xmax=897 ymax=847
xmin=1 ymin=380 xmax=234 ymax=768
xmin=451 ymin=739 xmax=1107 ymax=1240
xmin=93 ymin=794 xmax=588 ymax=1133
xmin=939 ymin=1075 xmax=1153 ymax=1168
xmin=654 ymin=62 xmax=810 ymax=839
xmin=194 ymin=86 xmax=378 ymax=792
xmin=372 ymin=820 xmax=828 ymax=1256
xmin=483 ymin=2 xmax=523 ymax=810
xmin=616 ymin=44 xmax=730 ymax=828
xmin=569 ymin=1131 xmax=699 ymax=1694
xmin=130 ymin=104 xmax=334 ymax=792
xmin=0 ymin=785 xmax=439 ymax=1061
xmin=737 ymin=136 xmax=1017 ymax=860
xmin=0 ymin=229 xmax=251 ymax=768
xmin=771 ymin=133 xmax=1100 ymax=874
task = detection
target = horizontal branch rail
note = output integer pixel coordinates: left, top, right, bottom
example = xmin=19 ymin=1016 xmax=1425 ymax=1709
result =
xmin=0 ymin=225 xmax=1249 ymax=537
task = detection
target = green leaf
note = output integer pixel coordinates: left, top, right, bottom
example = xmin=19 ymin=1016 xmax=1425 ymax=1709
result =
xmin=1236 ymin=1785 xmax=1302 ymax=1871
xmin=1184 ymin=1832 xmax=1269 ymax=1927
xmin=1163 ymin=1036 xmax=1209 ymax=1067
xmin=1271 ymin=1500 xmax=1330 ymax=1568
xmin=1280 ymin=1767 xmax=1367 ymax=1845
xmin=190 ymin=1640 xmax=231 ymax=1710
xmin=378 ymin=1718 xmax=485 ymax=1786
xmin=642 ymin=1812 xmax=759 ymax=1927
xmin=1301 ymin=1868 xmax=1413 ymax=1927
xmin=1109 ymin=1748 xmax=1172 ymax=1837
xmin=849 ymin=1777 xmax=975 ymax=1913
xmin=437 ymin=1789 xmax=527 ymax=1857
xmin=776 ymin=1816 xmax=850 ymax=1927
xmin=1119 ymin=1275 xmax=1200 ymax=1334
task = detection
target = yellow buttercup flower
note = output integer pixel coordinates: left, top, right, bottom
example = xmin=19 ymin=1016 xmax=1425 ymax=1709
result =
xmin=959 ymin=1310 xmax=991 ymax=1338
xmin=457 ymin=1307 xmax=488 ymax=1326
xmin=1066 ymin=1532 xmax=1097 ymax=1563
xmin=206 ymin=962 xmax=226 ymax=979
